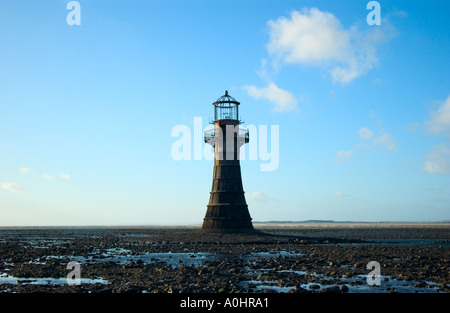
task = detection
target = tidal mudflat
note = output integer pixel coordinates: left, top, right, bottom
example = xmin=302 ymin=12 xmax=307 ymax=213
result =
xmin=0 ymin=224 xmax=449 ymax=293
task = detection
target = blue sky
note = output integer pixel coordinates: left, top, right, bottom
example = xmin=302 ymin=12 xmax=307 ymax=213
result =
xmin=0 ymin=0 xmax=449 ymax=226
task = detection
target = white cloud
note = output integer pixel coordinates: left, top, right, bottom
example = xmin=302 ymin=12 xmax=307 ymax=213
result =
xmin=244 ymin=81 xmax=297 ymax=112
xmin=358 ymin=127 xmax=374 ymax=140
xmin=43 ymin=174 xmax=55 ymax=180
xmin=247 ymin=190 xmax=267 ymax=202
xmin=329 ymin=65 xmax=363 ymax=84
xmin=390 ymin=9 xmax=408 ymax=18
xmin=331 ymin=191 xmax=350 ymax=198
xmin=425 ymin=95 xmax=450 ymax=137
xmin=267 ymin=9 xmax=351 ymax=65
xmin=2 ymin=182 xmax=25 ymax=193
xmin=266 ymin=8 xmax=391 ymax=83
xmin=247 ymin=190 xmax=279 ymax=203
xmin=372 ymin=132 xmax=396 ymax=151
xmin=59 ymin=172 xmax=70 ymax=180
xmin=423 ymin=144 xmax=450 ymax=175
xmin=19 ymin=167 xmax=32 ymax=174
xmin=357 ymin=127 xmax=396 ymax=151
xmin=333 ymin=150 xmax=353 ymax=163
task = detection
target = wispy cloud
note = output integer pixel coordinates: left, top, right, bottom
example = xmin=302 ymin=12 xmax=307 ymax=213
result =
xmin=423 ymin=144 xmax=450 ymax=175
xmin=59 ymin=172 xmax=70 ymax=180
xmin=422 ymin=96 xmax=450 ymax=175
xmin=243 ymin=81 xmax=297 ymax=112
xmin=372 ymin=132 xmax=396 ymax=151
xmin=19 ymin=167 xmax=31 ymax=174
xmin=406 ymin=122 xmax=420 ymax=132
xmin=358 ymin=127 xmax=374 ymax=140
xmin=247 ymin=190 xmax=279 ymax=203
xmin=2 ymin=182 xmax=25 ymax=193
xmin=358 ymin=127 xmax=396 ymax=151
xmin=425 ymin=95 xmax=450 ymax=138
xmin=266 ymin=7 xmax=393 ymax=84
xmin=332 ymin=191 xmax=350 ymax=198
xmin=333 ymin=150 xmax=353 ymax=163
xmin=43 ymin=174 xmax=55 ymax=180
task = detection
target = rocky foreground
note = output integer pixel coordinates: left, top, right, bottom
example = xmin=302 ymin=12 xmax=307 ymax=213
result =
xmin=0 ymin=227 xmax=449 ymax=293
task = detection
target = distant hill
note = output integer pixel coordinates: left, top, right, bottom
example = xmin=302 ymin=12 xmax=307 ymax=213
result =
xmin=255 ymin=220 xmax=360 ymax=223
xmin=254 ymin=220 xmax=450 ymax=223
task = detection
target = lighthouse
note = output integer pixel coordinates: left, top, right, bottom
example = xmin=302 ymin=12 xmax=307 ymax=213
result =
xmin=202 ymin=91 xmax=254 ymax=232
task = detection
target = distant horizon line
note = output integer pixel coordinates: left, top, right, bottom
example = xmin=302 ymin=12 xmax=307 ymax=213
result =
xmin=0 ymin=220 xmax=449 ymax=228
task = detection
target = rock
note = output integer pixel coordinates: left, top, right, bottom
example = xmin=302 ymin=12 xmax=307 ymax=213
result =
xmin=414 ymin=281 xmax=427 ymax=288
xmin=95 ymin=287 xmax=113 ymax=293
xmin=340 ymin=285 xmax=349 ymax=293
xmin=289 ymin=285 xmax=308 ymax=293
xmin=385 ymin=286 xmax=395 ymax=292
xmin=119 ymin=287 xmax=141 ymax=293
xmin=180 ymin=286 xmax=193 ymax=293
xmin=320 ymin=285 xmax=341 ymax=293
xmin=309 ymin=284 xmax=320 ymax=290
xmin=261 ymin=288 xmax=277 ymax=293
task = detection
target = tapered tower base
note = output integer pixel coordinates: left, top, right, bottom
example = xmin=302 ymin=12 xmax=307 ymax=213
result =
xmin=202 ymin=206 xmax=254 ymax=231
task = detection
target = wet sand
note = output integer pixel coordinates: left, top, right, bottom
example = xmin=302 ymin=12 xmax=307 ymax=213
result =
xmin=0 ymin=224 xmax=449 ymax=293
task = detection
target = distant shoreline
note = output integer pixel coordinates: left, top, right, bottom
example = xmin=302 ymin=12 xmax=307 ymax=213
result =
xmin=253 ymin=222 xmax=450 ymax=229
xmin=0 ymin=221 xmax=449 ymax=230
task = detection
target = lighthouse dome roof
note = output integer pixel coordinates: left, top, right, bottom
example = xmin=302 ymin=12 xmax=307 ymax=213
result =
xmin=213 ymin=90 xmax=240 ymax=107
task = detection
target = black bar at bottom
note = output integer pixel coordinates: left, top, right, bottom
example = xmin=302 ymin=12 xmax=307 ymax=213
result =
xmin=0 ymin=293 xmax=447 ymax=312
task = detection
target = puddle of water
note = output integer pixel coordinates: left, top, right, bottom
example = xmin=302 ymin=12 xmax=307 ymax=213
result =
xmin=250 ymin=250 xmax=305 ymax=259
xmin=0 ymin=273 xmax=108 ymax=286
xmin=335 ymin=239 xmax=450 ymax=247
xmin=242 ymin=268 xmax=445 ymax=293
xmin=370 ymin=239 xmax=449 ymax=247
xmin=144 ymin=252 xmax=211 ymax=267
xmin=45 ymin=251 xmax=213 ymax=268
xmin=117 ymin=234 xmax=154 ymax=238
xmin=240 ymin=280 xmax=293 ymax=293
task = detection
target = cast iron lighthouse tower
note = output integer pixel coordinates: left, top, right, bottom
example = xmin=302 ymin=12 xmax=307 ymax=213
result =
xmin=202 ymin=91 xmax=254 ymax=231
